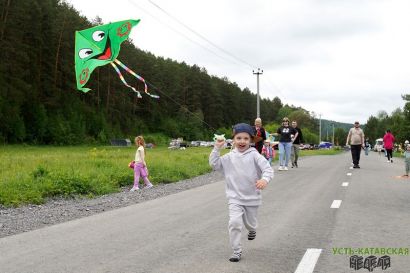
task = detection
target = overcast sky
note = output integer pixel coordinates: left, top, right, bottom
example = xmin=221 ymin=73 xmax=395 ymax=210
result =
xmin=67 ymin=0 xmax=410 ymax=124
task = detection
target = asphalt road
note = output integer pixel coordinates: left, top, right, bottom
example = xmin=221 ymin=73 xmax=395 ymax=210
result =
xmin=1 ymin=151 xmax=409 ymax=273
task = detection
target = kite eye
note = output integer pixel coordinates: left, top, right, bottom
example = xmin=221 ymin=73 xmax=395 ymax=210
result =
xmin=92 ymin=31 xmax=105 ymax=42
xmin=79 ymin=48 xmax=93 ymax=59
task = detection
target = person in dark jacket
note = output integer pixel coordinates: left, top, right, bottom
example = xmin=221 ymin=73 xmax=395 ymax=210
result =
xmin=253 ymin=118 xmax=266 ymax=154
xmin=291 ymin=121 xmax=303 ymax=168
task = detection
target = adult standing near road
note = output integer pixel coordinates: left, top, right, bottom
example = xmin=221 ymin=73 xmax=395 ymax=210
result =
xmin=346 ymin=121 xmax=365 ymax=168
xmin=253 ymin=118 xmax=266 ymax=154
xmin=276 ymin=117 xmax=297 ymax=171
xmin=291 ymin=120 xmax=303 ymax=168
xmin=383 ymin=129 xmax=395 ymax=163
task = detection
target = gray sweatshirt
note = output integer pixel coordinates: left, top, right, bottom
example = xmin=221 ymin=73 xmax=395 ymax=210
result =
xmin=209 ymin=147 xmax=274 ymax=206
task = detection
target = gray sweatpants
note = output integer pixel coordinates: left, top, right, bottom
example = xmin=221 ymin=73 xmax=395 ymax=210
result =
xmin=228 ymin=203 xmax=258 ymax=253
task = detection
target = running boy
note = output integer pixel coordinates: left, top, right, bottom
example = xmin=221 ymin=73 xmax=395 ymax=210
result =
xmin=209 ymin=123 xmax=274 ymax=262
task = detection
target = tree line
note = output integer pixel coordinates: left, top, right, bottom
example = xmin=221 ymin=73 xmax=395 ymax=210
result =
xmin=363 ymin=95 xmax=410 ymax=146
xmin=3 ymin=0 xmax=403 ymax=146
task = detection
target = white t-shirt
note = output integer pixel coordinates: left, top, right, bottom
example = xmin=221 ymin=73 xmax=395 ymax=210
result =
xmin=135 ymin=146 xmax=144 ymax=163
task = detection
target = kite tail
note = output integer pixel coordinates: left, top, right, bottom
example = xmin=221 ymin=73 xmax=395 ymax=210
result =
xmin=110 ymin=62 xmax=142 ymax=98
xmin=113 ymin=59 xmax=160 ymax=99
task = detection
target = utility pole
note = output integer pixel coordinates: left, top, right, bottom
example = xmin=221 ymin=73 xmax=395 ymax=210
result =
xmin=253 ymin=68 xmax=263 ymax=118
xmin=319 ymin=114 xmax=322 ymax=144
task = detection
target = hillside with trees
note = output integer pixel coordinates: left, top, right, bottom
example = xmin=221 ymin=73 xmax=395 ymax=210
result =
xmin=2 ymin=0 xmax=403 ymax=146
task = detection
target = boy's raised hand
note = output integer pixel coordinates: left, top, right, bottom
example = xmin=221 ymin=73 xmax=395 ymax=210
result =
xmin=256 ymin=179 xmax=268 ymax=190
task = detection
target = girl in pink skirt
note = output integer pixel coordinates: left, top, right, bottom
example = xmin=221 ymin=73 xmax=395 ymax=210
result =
xmin=130 ymin=136 xmax=153 ymax=191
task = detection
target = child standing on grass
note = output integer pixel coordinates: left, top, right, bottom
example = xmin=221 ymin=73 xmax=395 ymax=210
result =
xmin=130 ymin=136 xmax=153 ymax=192
xmin=209 ymin=123 xmax=274 ymax=262
xmin=403 ymin=141 xmax=410 ymax=177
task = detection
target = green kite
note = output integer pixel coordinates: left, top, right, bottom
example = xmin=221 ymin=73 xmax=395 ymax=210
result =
xmin=75 ymin=19 xmax=158 ymax=98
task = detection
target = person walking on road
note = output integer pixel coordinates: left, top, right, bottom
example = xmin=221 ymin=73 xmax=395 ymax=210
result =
xmin=275 ymin=117 xmax=297 ymax=171
xmin=261 ymin=139 xmax=275 ymax=166
xmin=364 ymin=137 xmax=370 ymax=156
xmin=403 ymin=141 xmax=410 ymax=177
xmin=253 ymin=118 xmax=267 ymax=154
xmin=346 ymin=121 xmax=364 ymax=168
xmin=383 ymin=129 xmax=395 ymax=163
xmin=209 ymin=123 xmax=273 ymax=262
xmin=291 ymin=120 xmax=303 ymax=168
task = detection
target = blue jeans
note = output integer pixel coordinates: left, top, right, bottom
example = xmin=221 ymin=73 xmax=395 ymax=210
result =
xmin=279 ymin=142 xmax=292 ymax=167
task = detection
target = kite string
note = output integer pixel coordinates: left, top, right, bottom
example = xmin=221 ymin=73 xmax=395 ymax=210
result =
xmin=112 ymin=60 xmax=216 ymax=132
xmin=114 ymin=59 xmax=159 ymax=99
xmin=110 ymin=62 xmax=142 ymax=98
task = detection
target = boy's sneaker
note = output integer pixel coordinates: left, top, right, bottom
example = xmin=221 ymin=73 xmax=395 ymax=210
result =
xmin=248 ymin=230 xmax=256 ymax=240
xmin=145 ymin=183 xmax=153 ymax=189
xmin=129 ymin=186 xmax=139 ymax=192
xmin=229 ymin=252 xmax=242 ymax=262
xmin=391 ymin=159 xmax=393 ymax=163
xmin=284 ymin=166 xmax=288 ymax=171
xmin=278 ymin=166 xmax=283 ymax=171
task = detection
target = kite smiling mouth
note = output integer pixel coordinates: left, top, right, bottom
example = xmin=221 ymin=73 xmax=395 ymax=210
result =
xmin=95 ymin=37 xmax=112 ymax=60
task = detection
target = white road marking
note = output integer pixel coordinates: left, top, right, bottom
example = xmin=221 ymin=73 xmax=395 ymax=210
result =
xmin=294 ymin=248 xmax=322 ymax=273
xmin=347 ymin=173 xmax=352 ymax=176
xmin=342 ymin=182 xmax=349 ymax=187
xmin=330 ymin=200 xmax=342 ymax=208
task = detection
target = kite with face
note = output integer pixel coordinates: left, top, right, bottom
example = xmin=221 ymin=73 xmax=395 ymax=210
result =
xmin=75 ymin=19 xmax=158 ymax=98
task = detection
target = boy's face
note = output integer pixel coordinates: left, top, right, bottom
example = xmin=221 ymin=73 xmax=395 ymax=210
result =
xmin=234 ymin=132 xmax=251 ymax=153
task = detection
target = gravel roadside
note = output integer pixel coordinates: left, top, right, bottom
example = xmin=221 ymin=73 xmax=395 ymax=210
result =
xmin=0 ymin=171 xmax=223 ymax=238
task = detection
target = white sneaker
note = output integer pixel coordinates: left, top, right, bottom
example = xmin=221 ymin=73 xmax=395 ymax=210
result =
xmin=129 ymin=187 xmax=139 ymax=192
xmin=278 ymin=166 xmax=283 ymax=171
xmin=284 ymin=166 xmax=289 ymax=171
xmin=387 ymin=160 xmax=391 ymax=163
xmin=145 ymin=183 xmax=153 ymax=189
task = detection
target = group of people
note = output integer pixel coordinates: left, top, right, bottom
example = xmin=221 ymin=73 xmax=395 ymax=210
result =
xmin=130 ymin=118 xmax=409 ymax=263
xmin=253 ymin=117 xmax=304 ymax=170
xmin=345 ymin=121 xmax=410 ymax=177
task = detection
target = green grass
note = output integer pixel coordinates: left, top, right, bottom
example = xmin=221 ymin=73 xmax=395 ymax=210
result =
xmin=0 ymin=145 xmax=228 ymax=207
xmin=0 ymin=145 xmax=340 ymax=207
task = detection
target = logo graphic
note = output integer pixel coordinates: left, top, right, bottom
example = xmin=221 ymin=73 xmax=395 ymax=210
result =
xmin=350 ymin=255 xmax=391 ymax=271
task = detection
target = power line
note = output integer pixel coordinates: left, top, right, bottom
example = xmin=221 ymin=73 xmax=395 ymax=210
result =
xmin=146 ymin=0 xmax=257 ymax=70
xmin=128 ymin=0 xmax=290 ymax=105
xmin=127 ymin=0 xmax=247 ymax=69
